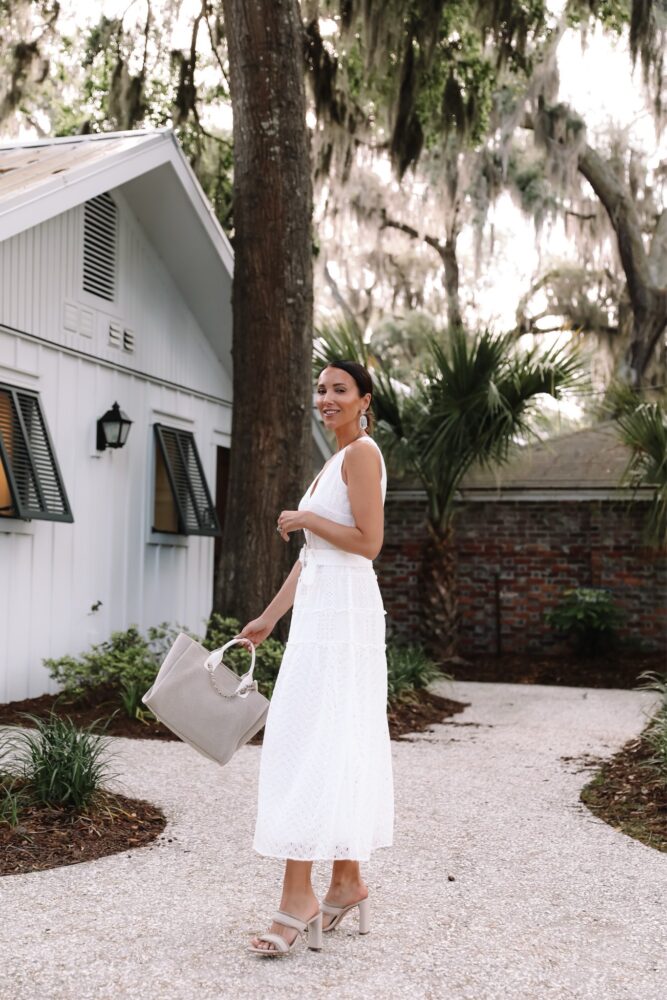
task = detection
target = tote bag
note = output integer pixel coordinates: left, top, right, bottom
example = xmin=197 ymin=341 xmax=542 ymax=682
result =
xmin=142 ymin=633 xmax=269 ymax=766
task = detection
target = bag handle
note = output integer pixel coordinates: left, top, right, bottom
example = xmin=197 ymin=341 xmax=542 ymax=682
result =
xmin=204 ymin=637 xmax=257 ymax=699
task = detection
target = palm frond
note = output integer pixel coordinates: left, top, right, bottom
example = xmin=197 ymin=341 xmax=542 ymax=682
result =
xmin=617 ymin=401 xmax=667 ymax=547
xmin=312 ymin=319 xmax=369 ymax=380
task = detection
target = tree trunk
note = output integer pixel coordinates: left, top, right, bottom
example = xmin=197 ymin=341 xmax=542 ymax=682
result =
xmin=381 ymin=215 xmax=463 ymax=330
xmin=212 ymin=0 xmax=313 ymax=637
xmin=576 ymin=144 xmax=666 ymax=385
xmin=418 ymin=520 xmax=459 ymax=659
xmin=442 ymin=234 xmax=462 ymax=330
xmin=523 ymin=112 xmax=667 ymax=385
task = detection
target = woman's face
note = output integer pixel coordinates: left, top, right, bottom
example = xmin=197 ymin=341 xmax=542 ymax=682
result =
xmin=315 ymin=366 xmax=370 ymax=431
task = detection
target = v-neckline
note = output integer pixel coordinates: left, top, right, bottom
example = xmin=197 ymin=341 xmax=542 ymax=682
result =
xmin=308 ymin=450 xmax=340 ymax=499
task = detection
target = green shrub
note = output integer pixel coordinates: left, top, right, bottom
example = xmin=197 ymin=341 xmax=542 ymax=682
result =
xmin=545 ymin=587 xmax=624 ymax=656
xmin=386 ymin=643 xmax=444 ymax=704
xmin=44 ymin=622 xmax=194 ymax=701
xmin=1 ymin=713 xmax=116 ymax=811
xmin=645 ymin=710 xmax=667 ymax=775
xmin=42 ymin=617 xmax=445 ymax=718
xmin=637 ymin=671 xmax=667 ymax=776
xmin=0 ymin=772 xmax=25 ymax=827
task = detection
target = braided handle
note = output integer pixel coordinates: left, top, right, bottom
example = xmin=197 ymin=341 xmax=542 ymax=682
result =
xmin=204 ymin=637 xmax=257 ymax=699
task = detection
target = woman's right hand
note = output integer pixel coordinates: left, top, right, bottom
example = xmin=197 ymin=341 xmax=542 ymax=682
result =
xmin=235 ymin=615 xmax=274 ymax=648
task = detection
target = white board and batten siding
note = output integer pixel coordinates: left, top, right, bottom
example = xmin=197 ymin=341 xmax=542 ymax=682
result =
xmin=0 ymin=188 xmax=232 ymax=701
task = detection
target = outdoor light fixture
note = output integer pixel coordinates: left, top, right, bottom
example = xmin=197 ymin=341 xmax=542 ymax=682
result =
xmin=96 ymin=401 xmax=133 ymax=451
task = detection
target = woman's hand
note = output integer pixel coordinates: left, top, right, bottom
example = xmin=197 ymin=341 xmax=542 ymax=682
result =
xmin=235 ymin=615 xmax=275 ymax=648
xmin=276 ymin=509 xmax=310 ymax=542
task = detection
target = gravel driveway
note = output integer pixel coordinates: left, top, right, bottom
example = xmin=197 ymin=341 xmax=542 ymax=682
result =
xmin=1 ymin=680 xmax=665 ymax=1000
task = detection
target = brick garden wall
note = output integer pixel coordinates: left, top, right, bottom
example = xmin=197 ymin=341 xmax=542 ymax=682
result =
xmin=375 ymin=493 xmax=667 ymax=655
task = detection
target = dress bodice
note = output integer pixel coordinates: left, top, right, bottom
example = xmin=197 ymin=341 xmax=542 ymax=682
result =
xmin=298 ymin=436 xmax=387 ymax=552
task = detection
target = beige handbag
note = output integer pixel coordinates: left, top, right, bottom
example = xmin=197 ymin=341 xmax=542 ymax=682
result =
xmin=141 ymin=633 xmax=269 ymax=765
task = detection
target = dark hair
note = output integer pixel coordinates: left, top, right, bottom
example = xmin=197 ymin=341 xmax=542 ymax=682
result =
xmin=320 ymin=359 xmax=374 ymax=433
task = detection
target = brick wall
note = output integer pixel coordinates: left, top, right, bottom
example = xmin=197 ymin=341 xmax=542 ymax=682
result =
xmin=375 ymin=493 xmax=667 ymax=654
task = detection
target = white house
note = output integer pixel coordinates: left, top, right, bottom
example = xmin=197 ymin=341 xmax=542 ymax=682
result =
xmin=0 ymin=129 xmax=325 ymax=702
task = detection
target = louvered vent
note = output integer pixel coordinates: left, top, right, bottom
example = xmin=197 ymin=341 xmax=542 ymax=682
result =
xmin=108 ymin=321 xmax=122 ymax=348
xmin=153 ymin=424 xmax=220 ymax=536
xmin=0 ymin=384 xmax=73 ymax=523
xmin=83 ymin=193 xmax=117 ymax=302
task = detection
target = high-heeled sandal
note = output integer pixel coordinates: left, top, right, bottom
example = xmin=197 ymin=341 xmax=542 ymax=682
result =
xmin=247 ymin=909 xmax=323 ymax=956
xmin=321 ymin=896 xmax=370 ymax=934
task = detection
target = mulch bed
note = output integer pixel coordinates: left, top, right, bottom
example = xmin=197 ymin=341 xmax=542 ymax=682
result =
xmin=0 ymin=684 xmax=467 ymax=743
xmin=446 ymin=649 xmax=665 ymax=690
xmin=580 ymin=733 xmax=667 ymax=853
xmin=0 ymin=787 xmax=166 ymax=876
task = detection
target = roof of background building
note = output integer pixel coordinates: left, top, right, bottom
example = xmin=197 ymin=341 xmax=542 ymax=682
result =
xmin=387 ymin=421 xmax=647 ymax=500
xmin=460 ymin=422 xmax=630 ymax=493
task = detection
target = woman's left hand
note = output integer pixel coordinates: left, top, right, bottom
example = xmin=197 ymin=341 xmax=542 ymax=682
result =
xmin=276 ymin=509 xmax=309 ymax=541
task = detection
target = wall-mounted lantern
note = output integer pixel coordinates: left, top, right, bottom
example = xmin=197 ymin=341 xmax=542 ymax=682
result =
xmin=96 ymin=402 xmax=133 ymax=451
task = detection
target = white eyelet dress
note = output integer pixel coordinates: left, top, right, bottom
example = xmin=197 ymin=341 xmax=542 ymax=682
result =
xmin=252 ymin=436 xmax=394 ymax=861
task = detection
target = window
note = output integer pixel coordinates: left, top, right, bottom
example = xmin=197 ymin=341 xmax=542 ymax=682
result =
xmin=0 ymin=384 xmax=73 ymax=522
xmin=153 ymin=424 xmax=221 ymax=536
xmin=82 ymin=192 xmax=117 ymax=302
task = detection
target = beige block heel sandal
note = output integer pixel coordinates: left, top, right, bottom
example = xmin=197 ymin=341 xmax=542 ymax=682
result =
xmin=321 ymin=896 xmax=370 ymax=934
xmin=248 ymin=909 xmax=323 ymax=956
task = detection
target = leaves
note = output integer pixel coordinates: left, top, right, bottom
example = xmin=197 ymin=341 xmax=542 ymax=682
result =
xmin=616 ymin=400 xmax=667 ymax=547
xmin=545 ymin=587 xmax=625 ymax=656
xmin=375 ymin=327 xmax=583 ymax=528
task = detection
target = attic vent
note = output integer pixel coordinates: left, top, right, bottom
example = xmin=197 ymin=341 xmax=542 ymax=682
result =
xmin=108 ymin=321 xmax=122 ymax=348
xmin=82 ymin=193 xmax=117 ymax=302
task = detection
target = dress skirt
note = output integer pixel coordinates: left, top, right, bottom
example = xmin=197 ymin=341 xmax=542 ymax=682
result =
xmin=252 ymin=553 xmax=395 ymax=861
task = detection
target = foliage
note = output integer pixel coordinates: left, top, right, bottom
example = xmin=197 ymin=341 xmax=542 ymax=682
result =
xmin=315 ymin=323 xmax=582 ymax=530
xmin=42 ymin=613 xmax=440 ymax=713
xmin=0 ymin=713 xmax=116 ymax=811
xmin=0 ymin=773 xmax=26 ymax=828
xmin=645 ymin=709 xmax=667 ymax=776
xmin=385 ymin=644 xmax=444 ymax=703
xmin=616 ymin=400 xmax=667 ymax=548
xmin=44 ymin=622 xmax=193 ymax=701
xmin=369 ymin=313 xmax=446 ymax=382
xmin=312 ymin=318 xmax=371 ymax=381
xmin=545 ymin=587 xmax=624 ymax=656
xmin=637 ymin=670 xmax=667 ymax=778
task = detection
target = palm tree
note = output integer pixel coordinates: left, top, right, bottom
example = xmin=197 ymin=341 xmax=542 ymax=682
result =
xmin=616 ymin=400 xmax=667 ymax=549
xmin=315 ymin=323 xmax=582 ymax=656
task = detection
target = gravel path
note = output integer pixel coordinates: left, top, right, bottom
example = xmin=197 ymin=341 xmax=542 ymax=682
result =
xmin=1 ymin=681 xmax=665 ymax=1000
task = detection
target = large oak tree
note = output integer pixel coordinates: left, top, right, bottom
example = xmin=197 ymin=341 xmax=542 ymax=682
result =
xmin=213 ymin=0 xmax=313 ymax=632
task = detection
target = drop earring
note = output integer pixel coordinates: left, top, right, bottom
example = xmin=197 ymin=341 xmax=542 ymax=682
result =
xmin=359 ymin=412 xmax=368 ymax=431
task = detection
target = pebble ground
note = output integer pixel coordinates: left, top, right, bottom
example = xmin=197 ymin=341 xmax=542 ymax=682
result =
xmin=1 ymin=681 xmax=665 ymax=1000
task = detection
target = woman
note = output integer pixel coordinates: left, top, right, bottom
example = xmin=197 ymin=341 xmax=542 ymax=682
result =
xmin=237 ymin=359 xmax=394 ymax=956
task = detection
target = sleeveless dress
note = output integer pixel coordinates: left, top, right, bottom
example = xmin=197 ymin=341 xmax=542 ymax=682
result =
xmin=252 ymin=436 xmax=394 ymax=861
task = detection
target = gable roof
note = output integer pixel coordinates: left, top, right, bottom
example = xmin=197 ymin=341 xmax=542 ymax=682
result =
xmin=0 ymin=129 xmax=233 ymax=368
xmin=458 ymin=422 xmax=639 ymax=500
xmin=385 ymin=422 xmax=648 ymax=501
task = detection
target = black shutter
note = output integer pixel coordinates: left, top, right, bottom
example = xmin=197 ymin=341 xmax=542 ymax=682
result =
xmin=0 ymin=384 xmax=73 ymax=522
xmin=153 ymin=424 xmax=221 ymax=536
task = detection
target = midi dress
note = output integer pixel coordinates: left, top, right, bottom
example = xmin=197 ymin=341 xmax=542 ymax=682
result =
xmin=252 ymin=436 xmax=394 ymax=861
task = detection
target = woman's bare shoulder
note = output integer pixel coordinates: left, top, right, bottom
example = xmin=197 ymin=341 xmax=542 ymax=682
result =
xmin=342 ymin=437 xmax=382 ymax=482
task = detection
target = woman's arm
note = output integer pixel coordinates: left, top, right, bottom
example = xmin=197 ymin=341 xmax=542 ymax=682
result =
xmin=278 ymin=441 xmax=384 ymax=560
xmin=236 ymin=558 xmax=302 ymax=646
